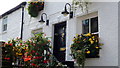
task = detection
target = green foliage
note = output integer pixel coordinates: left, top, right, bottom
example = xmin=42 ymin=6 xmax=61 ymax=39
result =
xmin=70 ymin=33 xmax=103 ymax=68
xmin=2 ymin=32 xmax=68 ymax=67
xmin=28 ymin=1 xmax=44 ymax=17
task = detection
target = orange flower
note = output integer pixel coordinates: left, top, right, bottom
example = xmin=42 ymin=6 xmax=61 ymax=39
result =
xmin=48 ymin=40 xmax=51 ymax=42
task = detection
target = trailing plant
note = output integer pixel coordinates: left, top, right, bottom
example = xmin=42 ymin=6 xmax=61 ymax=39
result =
xmin=28 ymin=1 xmax=44 ymax=17
xmin=70 ymin=33 xmax=103 ymax=68
xmin=72 ymin=0 xmax=90 ymax=13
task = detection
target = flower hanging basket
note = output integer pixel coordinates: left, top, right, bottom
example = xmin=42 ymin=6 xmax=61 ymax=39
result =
xmin=28 ymin=1 xmax=44 ymax=17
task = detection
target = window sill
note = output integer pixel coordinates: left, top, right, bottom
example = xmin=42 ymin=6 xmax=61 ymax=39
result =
xmin=2 ymin=31 xmax=7 ymax=34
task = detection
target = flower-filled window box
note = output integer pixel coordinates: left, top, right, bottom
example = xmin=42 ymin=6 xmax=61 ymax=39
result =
xmin=28 ymin=1 xmax=44 ymax=17
xmin=70 ymin=33 xmax=103 ymax=67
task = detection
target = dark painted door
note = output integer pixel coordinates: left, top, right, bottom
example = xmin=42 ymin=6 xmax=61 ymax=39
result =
xmin=53 ymin=22 xmax=66 ymax=62
xmin=54 ymin=22 xmax=74 ymax=68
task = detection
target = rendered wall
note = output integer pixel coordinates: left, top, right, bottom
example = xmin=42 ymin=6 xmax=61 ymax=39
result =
xmin=0 ymin=2 xmax=118 ymax=67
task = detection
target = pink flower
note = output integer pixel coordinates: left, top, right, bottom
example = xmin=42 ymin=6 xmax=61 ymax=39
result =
xmin=36 ymin=53 xmax=39 ymax=55
xmin=26 ymin=45 xmax=28 ymax=46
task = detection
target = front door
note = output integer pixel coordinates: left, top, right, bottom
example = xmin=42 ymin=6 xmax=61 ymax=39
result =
xmin=53 ymin=22 xmax=66 ymax=62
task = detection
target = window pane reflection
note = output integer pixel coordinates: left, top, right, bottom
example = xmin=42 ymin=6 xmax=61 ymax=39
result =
xmin=91 ymin=17 xmax=98 ymax=33
xmin=82 ymin=19 xmax=89 ymax=34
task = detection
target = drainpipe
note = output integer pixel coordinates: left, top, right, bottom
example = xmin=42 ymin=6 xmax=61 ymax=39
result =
xmin=20 ymin=5 xmax=24 ymax=40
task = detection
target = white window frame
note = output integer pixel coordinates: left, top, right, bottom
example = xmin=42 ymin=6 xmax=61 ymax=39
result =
xmin=81 ymin=12 xmax=99 ymax=35
xmin=2 ymin=16 xmax=8 ymax=32
xmin=83 ymin=17 xmax=98 ymax=34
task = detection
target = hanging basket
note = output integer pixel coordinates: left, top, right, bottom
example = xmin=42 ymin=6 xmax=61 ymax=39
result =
xmin=28 ymin=1 xmax=44 ymax=17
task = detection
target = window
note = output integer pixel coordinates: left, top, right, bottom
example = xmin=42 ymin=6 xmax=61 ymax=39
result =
xmin=82 ymin=17 xmax=98 ymax=34
xmin=82 ymin=17 xmax=99 ymax=58
xmin=2 ymin=16 xmax=7 ymax=31
xmin=31 ymin=28 xmax=43 ymax=37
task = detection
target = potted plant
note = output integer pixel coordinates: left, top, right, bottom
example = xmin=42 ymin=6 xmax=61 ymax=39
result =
xmin=28 ymin=1 xmax=44 ymax=17
xmin=70 ymin=33 xmax=103 ymax=68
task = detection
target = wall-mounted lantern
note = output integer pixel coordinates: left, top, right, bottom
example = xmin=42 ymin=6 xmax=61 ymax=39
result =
xmin=61 ymin=3 xmax=73 ymax=19
xmin=39 ymin=13 xmax=49 ymax=26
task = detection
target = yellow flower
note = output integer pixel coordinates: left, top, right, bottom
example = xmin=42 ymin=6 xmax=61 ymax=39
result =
xmin=16 ymin=52 xmax=19 ymax=55
xmin=18 ymin=49 xmax=21 ymax=51
xmin=86 ymin=51 xmax=90 ymax=54
xmin=90 ymin=41 xmax=94 ymax=44
xmin=76 ymin=34 xmax=79 ymax=37
xmin=18 ymin=53 xmax=22 ymax=55
xmin=72 ymin=38 xmax=76 ymax=41
xmin=92 ymin=36 xmax=95 ymax=39
xmin=95 ymin=46 xmax=99 ymax=49
xmin=96 ymin=40 xmax=98 ymax=42
xmin=60 ymin=48 xmax=66 ymax=51
xmin=99 ymin=43 xmax=104 ymax=46
xmin=85 ymin=33 xmax=91 ymax=36
xmin=89 ymin=38 xmax=92 ymax=41
xmin=26 ymin=47 xmax=28 ymax=49
xmin=23 ymin=47 xmax=26 ymax=49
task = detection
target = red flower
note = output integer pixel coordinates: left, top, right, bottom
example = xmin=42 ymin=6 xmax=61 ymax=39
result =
xmin=4 ymin=58 xmax=10 ymax=60
xmin=36 ymin=6 xmax=38 ymax=7
xmin=43 ymin=60 xmax=48 ymax=63
xmin=32 ymin=50 xmax=35 ymax=53
xmin=31 ymin=63 xmax=36 ymax=66
xmin=33 ymin=56 xmax=42 ymax=59
xmin=20 ymin=43 xmax=22 ymax=45
xmin=9 ymin=43 xmax=13 ymax=46
xmin=38 ymin=56 xmax=42 ymax=59
xmin=36 ymin=53 xmax=39 ymax=55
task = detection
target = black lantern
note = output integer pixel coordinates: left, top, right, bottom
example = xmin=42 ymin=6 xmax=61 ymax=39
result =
xmin=39 ymin=13 xmax=49 ymax=26
xmin=61 ymin=3 xmax=73 ymax=19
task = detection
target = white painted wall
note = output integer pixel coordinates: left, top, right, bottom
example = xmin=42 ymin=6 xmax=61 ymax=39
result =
xmin=0 ymin=8 xmax=22 ymax=42
xmin=0 ymin=1 xmax=119 ymax=67
xmin=75 ymin=2 xmax=118 ymax=66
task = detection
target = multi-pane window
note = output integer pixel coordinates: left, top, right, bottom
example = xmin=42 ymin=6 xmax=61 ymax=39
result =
xmin=82 ymin=17 xmax=98 ymax=34
xmin=82 ymin=17 xmax=99 ymax=58
xmin=2 ymin=16 xmax=7 ymax=31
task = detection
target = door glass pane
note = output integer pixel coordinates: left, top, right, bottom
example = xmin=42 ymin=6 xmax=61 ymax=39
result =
xmin=91 ymin=17 xmax=98 ymax=33
xmin=82 ymin=19 xmax=89 ymax=34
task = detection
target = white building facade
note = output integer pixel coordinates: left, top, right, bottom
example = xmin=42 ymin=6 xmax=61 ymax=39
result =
xmin=0 ymin=1 xmax=119 ymax=68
